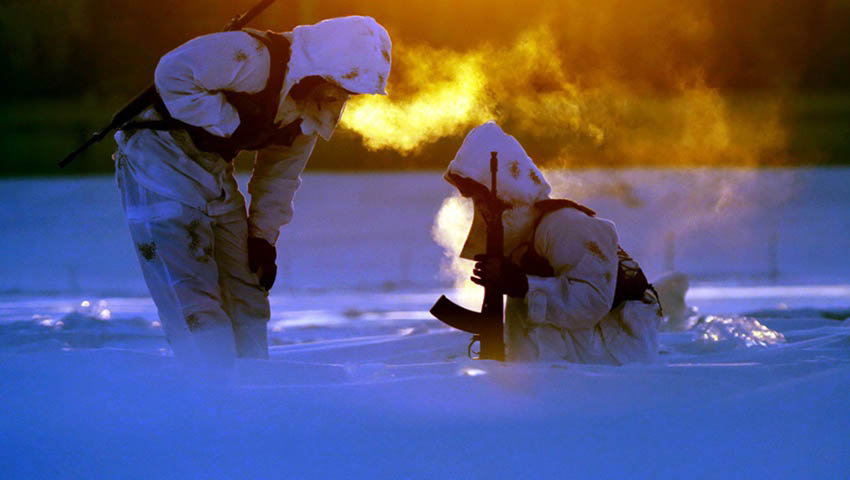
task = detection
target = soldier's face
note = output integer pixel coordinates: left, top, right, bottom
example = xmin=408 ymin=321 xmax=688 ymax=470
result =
xmin=459 ymin=206 xmax=487 ymax=261
xmin=459 ymin=194 xmax=499 ymax=260
xmin=297 ymin=82 xmax=351 ymax=140
xmin=311 ymin=82 xmax=350 ymax=111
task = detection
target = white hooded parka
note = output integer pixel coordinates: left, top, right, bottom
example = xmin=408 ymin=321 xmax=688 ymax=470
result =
xmin=447 ymin=122 xmax=661 ymax=364
xmin=112 ymin=17 xmax=392 ymax=365
xmin=117 ymin=15 xmax=392 ymax=243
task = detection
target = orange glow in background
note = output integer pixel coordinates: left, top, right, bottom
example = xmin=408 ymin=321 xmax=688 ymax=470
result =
xmin=1 ymin=0 xmax=845 ymax=174
xmin=340 ymin=24 xmax=788 ymax=169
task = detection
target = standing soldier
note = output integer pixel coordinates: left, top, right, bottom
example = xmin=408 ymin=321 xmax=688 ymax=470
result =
xmin=113 ymin=16 xmax=392 ymax=366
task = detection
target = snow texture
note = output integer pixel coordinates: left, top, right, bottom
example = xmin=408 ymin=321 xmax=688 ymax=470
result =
xmin=1 ymin=170 xmax=849 ymax=479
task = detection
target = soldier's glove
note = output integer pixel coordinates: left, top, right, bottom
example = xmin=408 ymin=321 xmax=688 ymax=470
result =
xmin=247 ymin=237 xmax=277 ymax=291
xmin=471 ymin=254 xmax=529 ymax=298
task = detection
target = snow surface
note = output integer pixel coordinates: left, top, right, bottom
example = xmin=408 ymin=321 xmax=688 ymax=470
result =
xmin=1 ymin=170 xmax=849 ymax=478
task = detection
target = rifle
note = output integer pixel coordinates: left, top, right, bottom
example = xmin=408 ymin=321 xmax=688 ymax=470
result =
xmin=58 ymin=0 xmax=278 ymax=168
xmin=430 ymin=152 xmax=506 ymax=361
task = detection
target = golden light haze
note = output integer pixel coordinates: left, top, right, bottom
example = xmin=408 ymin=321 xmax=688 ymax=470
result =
xmin=341 ymin=27 xmax=606 ymax=158
xmin=341 ymin=24 xmax=787 ymax=169
xmin=359 ymin=4 xmax=799 ymax=294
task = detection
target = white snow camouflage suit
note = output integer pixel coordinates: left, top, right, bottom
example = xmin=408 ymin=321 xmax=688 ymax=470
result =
xmin=113 ymin=16 xmax=392 ymax=365
xmin=447 ymin=122 xmax=661 ymax=364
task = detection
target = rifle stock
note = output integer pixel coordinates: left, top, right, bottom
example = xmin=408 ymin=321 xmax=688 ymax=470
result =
xmin=430 ymin=295 xmax=488 ymax=334
xmin=58 ymin=0 xmax=277 ymax=168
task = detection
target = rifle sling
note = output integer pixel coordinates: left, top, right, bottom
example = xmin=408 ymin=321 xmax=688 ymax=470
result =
xmin=122 ymin=29 xmax=293 ymax=160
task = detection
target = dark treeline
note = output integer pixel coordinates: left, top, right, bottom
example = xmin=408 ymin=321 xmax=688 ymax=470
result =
xmin=1 ymin=0 xmax=849 ymax=174
xmin=3 ymin=0 xmax=849 ymax=98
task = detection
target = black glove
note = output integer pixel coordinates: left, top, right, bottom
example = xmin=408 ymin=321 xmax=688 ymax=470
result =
xmin=247 ymin=237 xmax=277 ymax=291
xmin=471 ymin=254 xmax=529 ymax=298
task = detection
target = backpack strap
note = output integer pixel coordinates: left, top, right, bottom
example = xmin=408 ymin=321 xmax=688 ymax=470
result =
xmin=530 ymin=199 xmax=595 ymax=248
xmin=535 ymin=198 xmax=596 ymax=218
xmin=223 ymin=29 xmax=290 ymax=128
xmin=514 ymin=199 xmax=596 ymax=278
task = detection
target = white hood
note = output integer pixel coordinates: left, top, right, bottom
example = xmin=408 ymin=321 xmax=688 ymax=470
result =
xmin=276 ymin=15 xmax=392 ymax=126
xmin=446 ymin=121 xmax=551 ymax=206
xmin=446 ymin=122 xmax=552 ymax=259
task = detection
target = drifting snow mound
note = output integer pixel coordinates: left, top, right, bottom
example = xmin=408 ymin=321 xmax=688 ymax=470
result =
xmin=692 ymin=315 xmax=785 ymax=350
xmin=0 ymin=299 xmax=162 ymax=353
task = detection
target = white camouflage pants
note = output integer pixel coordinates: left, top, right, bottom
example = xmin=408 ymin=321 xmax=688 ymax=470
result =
xmin=115 ymin=151 xmax=270 ymax=366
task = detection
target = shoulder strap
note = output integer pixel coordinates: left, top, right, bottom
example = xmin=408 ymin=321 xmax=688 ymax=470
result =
xmin=514 ymin=198 xmax=597 ymax=277
xmin=529 ymin=198 xmax=596 ymax=248
xmin=535 ymin=198 xmax=596 ymax=218
xmin=526 ymin=198 xmax=654 ymax=312
xmin=240 ymin=29 xmax=291 ymax=123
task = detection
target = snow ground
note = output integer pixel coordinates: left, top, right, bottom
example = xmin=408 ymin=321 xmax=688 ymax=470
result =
xmin=1 ymin=170 xmax=849 ymax=478
xmin=1 ymin=292 xmax=848 ymax=479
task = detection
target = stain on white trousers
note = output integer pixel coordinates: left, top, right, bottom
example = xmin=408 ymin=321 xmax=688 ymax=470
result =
xmin=115 ymin=150 xmax=269 ymax=366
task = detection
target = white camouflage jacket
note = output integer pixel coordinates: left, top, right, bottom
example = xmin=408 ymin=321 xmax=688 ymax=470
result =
xmin=447 ymin=122 xmax=660 ymax=364
xmin=114 ymin=16 xmax=391 ymax=243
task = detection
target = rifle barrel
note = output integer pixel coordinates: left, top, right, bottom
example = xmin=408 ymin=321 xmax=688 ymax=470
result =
xmin=58 ymin=132 xmax=106 ymax=168
xmin=225 ymin=0 xmax=277 ymax=30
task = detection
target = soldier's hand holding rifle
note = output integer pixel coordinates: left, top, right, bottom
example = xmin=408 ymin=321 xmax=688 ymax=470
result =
xmin=471 ymin=254 xmax=528 ymax=298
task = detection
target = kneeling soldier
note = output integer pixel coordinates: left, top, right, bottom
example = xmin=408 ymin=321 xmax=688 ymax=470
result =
xmin=445 ymin=122 xmax=661 ymax=364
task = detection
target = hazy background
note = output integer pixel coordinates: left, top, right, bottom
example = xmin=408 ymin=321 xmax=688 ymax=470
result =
xmin=1 ymin=0 xmax=849 ymax=175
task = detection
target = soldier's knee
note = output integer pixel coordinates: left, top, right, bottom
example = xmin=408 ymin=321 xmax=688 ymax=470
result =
xmin=222 ymin=277 xmax=270 ymax=317
xmin=181 ymin=306 xmax=234 ymax=333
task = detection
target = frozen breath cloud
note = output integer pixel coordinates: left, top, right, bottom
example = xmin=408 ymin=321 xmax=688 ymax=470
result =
xmin=340 ymin=26 xmax=603 ymax=156
xmin=340 ymin=22 xmax=789 ymax=169
xmin=342 ymin=5 xmax=803 ymax=283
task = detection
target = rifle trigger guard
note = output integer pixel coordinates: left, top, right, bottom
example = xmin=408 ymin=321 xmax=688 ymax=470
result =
xmin=468 ymin=335 xmax=481 ymax=359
